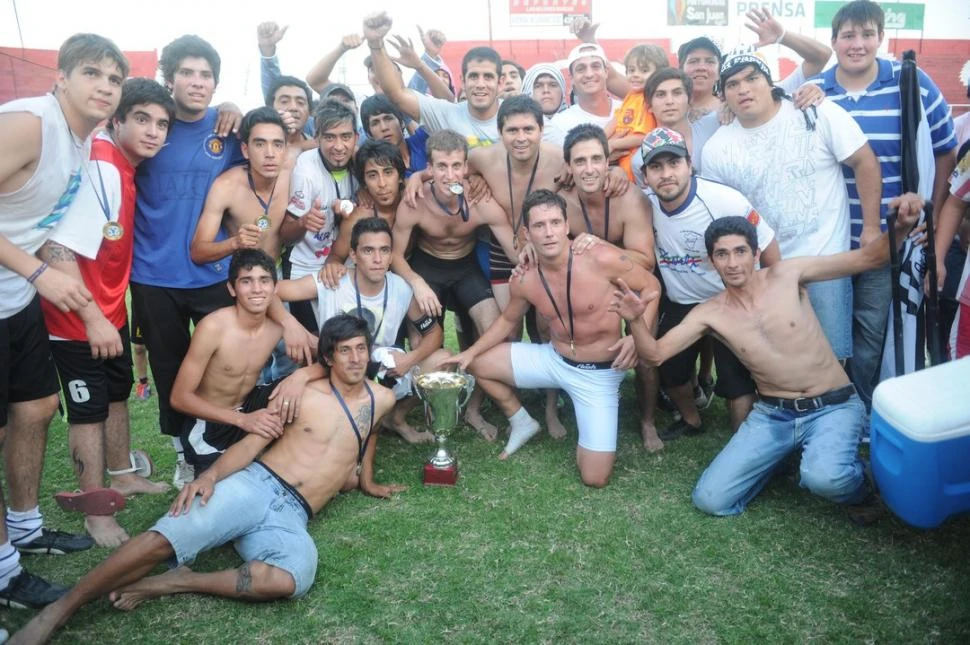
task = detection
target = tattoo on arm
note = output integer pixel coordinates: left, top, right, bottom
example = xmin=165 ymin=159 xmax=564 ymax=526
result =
xmin=45 ymin=241 xmax=77 ymax=264
xmin=618 ymin=254 xmax=634 ymax=273
xmin=235 ymin=563 xmax=253 ymax=594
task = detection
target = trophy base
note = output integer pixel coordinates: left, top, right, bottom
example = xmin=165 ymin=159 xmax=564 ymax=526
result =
xmin=423 ymin=462 xmax=458 ymax=486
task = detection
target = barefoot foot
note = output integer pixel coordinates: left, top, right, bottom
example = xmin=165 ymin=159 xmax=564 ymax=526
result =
xmin=464 ymin=411 xmax=498 ymax=441
xmin=641 ymin=422 xmax=664 ymax=453
xmin=110 ymin=474 xmax=170 ymax=497
xmin=381 ymin=419 xmax=434 ymax=444
xmin=545 ymin=412 xmax=567 ymax=440
xmin=108 ymin=566 xmax=192 ymax=611
xmin=84 ymin=515 xmax=129 ymax=549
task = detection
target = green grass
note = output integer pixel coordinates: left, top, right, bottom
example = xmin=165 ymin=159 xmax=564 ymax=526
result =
xmin=4 ymin=318 xmax=970 ymax=643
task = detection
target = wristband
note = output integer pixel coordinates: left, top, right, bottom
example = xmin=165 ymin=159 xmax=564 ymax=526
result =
xmin=27 ymin=262 xmax=48 ymax=284
xmin=775 ymin=29 xmax=786 ymax=44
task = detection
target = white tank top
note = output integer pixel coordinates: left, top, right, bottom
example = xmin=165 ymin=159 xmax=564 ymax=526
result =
xmin=0 ymin=94 xmax=91 ymax=318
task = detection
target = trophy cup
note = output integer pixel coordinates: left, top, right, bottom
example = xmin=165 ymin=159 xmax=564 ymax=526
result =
xmin=411 ymin=368 xmax=475 ymax=486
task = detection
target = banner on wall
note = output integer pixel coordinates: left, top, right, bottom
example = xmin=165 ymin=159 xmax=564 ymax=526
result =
xmin=509 ymin=0 xmax=592 ymax=27
xmin=668 ymin=0 xmax=729 ymax=26
xmin=815 ymin=1 xmax=924 ymax=30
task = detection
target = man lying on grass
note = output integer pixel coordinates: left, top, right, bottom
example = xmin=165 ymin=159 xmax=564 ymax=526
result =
xmin=609 ymin=194 xmax=923 ymax=518
xmin=12 ymin=315 xmax=403 ymax=645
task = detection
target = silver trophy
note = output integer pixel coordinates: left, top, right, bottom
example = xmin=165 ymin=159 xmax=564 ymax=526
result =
xmin=411 ymin=368 xmax=475 ymax=485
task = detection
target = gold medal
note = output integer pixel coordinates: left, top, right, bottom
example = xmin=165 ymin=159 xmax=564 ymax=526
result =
xmin=255 ymin=215 xmax=271 ymax=231
xmin=102 ymin=221 xmax=124 ymax=241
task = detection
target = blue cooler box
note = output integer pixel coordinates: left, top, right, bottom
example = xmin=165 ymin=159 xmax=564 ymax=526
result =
xmin=870 ymin=357 xmax=970 ymax=528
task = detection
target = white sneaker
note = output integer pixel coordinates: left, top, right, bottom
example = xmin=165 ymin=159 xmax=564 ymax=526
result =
xmin=172 ymin=458 xmax=195 ymax=491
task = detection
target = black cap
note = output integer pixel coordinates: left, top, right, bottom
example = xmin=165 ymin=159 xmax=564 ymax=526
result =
xmin=677 ymin=37 xmax=722 ymax=68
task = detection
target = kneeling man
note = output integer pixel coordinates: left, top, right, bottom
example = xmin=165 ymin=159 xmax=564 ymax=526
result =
xmin=612 ymin=195 xmax=922 ymax=515
xmin=448 ymin=190 xmax=657 ymax=487
xmin=13 ymin=315 xmax=401 ymax=644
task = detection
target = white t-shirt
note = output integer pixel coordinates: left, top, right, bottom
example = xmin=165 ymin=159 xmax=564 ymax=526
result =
xmin=315 ymin=270 xmax=413 ymax=348
xmin=0 ymin=94 xmax=94 ymax=318
xmin=647 ymin=176 xmax=776 ymax=304
xmin=417 ymin=94 xmax=498 ymax=148
xmin=702 ymin=99 xmax=866 ymax=258
xmin=286 ymin=148 xmax=358 ymax=277
xmin=543 ymin=98 xmax=621 ymax=149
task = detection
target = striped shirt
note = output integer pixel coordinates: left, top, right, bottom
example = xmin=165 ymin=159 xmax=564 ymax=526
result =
xmin=811 ymin=58 xmax=956 ymax=248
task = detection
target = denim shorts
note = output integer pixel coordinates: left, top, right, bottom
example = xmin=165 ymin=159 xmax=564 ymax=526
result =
xmin=151 ymin=462 xmax=317 ymax=597
xmin=806 ymin=276 xmax=853 ymax=360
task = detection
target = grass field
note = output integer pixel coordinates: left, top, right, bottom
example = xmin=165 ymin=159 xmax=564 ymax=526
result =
xmin=3 ymin=322 xmax=970 ymax=643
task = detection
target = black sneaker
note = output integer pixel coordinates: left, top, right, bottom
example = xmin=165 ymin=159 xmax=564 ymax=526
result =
xmin=13 ymin=529 xmax=95 ymax=555
xmin=847 ymin=491 xmax=884 ymax=527
xmin=0 ymin=570 xmax=68 ymax=609
xmin=658 ymin=419 xmax=704 ymax=441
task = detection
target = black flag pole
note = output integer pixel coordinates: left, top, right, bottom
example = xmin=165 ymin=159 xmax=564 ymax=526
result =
xmin=886 ymin=208 xmax=905 ymax=377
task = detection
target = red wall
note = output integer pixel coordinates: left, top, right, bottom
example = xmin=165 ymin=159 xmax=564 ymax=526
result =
xmin=0 ymin=47 xmax=158 ymax=104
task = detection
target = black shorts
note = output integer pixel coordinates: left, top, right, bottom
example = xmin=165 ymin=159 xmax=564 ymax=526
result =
xmin=487 ymin=233 xmax=514 ymax=285
xmin=0 ymin=295 xmax=61 ymax=427
xmin=50 ymin=326 xmax=134 ymax=425
xmin=130 ymin=305 xmax=145 ymax=345
xmin=180 ymin=379 xmax=280 ymax=472
xmin=409 ymin=247 xmax=494 ymax=315
xmin=657 ymin=298 xmax=755 ymax=400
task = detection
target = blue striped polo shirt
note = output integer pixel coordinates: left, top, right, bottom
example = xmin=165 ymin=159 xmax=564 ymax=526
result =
xmin=811 ymin=58 xmax=956 ymax=248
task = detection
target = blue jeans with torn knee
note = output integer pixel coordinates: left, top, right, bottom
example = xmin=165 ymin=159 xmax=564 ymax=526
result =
xmin=692 ymin=394 xmax=867 ymax=516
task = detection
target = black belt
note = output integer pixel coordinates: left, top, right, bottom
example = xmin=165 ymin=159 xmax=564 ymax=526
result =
xmin=561 ymin=355 xmax=614 ymax=371
xmin=758 ymin=384 xmax=856 ymax=412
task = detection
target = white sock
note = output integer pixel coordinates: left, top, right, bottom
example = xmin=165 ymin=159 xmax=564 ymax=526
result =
xmin=504 ymin=409 xmax=540 ymax=456
xmin=0 ymin=542 xmax=22 ymax=590
xmin=6 ymin=507 xmax=42 ymax=546
xmin=508 ymin=407 xmax=534 ymax=430
xmin=172 ymin=436 xmax=185 ymax=458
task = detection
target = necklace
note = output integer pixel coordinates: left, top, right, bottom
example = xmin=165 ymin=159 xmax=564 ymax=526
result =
xmin=331 ymin=381 xmax=375 ymax=474
xmin=247 ymin=167 xmax=278 ymax=230
xmin=579 ymin=196 xmax=610 ymax=240
xmin=506 ymin=150 xmax=541 ymax=247
xmin=536 ymin=247 xmax=576 ymax=356
xmin=353 ymin=269 xmax=389 ymax=343
xmin=430 ymin=182 xmax=469 ymax=222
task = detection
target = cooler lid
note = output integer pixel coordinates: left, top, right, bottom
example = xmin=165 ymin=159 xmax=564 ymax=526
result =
xmin=872 ymin=357 xmax=970 ymax=442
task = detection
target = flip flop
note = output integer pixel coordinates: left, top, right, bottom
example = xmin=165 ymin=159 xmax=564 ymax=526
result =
xmin=106 ymin=449 xmax=155 ymax=478
xmin=54 ymin=488 xmax=126 ymax=516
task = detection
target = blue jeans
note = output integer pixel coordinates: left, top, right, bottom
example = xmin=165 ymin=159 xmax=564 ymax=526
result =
xmin=692 ymin=394 xmax=867 ymax=516
xmin=847 ymin=266 xmax=891 ymax=410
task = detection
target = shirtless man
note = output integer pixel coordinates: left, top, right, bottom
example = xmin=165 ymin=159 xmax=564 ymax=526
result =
xmin=11 ymin=315 xmax=401 ymax=645
xmin=391 ymin=129 xmax=518 ymax=439
xmin=611 ymin=194 xmax=922 ymax=515
xmin=170 ymin=250 xmax=300 ymax=474
xmin=321 ymin=140 xmax=407 ymax=285
xmin=190 ymin=108 xmax=289 ymax=266
xmin=279 ymin=217 xmax=449 ymax=443
xmin=447 ymin=190 xmax=655 ymax=487
xmin=559 ymin=123 xmax=661 ymax=450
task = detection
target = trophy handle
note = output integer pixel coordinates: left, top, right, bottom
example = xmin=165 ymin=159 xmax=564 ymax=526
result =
xmin=409 ymin=365 xmax=425 ymax=401
xmin=458 ymin=371 xmax=475 ymax=408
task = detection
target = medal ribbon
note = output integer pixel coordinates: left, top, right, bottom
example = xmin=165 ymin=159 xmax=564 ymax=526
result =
xmin=354 ymin=270 xmax=389 ymax=344
xmin=506 ymin=150 xmax=541 ymax=240
xmin=579 ymin=196 xmax=610 ymax=239
xmin=536 ymin=247 xmax=575 ymax=355
xmin=331 ymin=381 xmax=376 ymax=466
